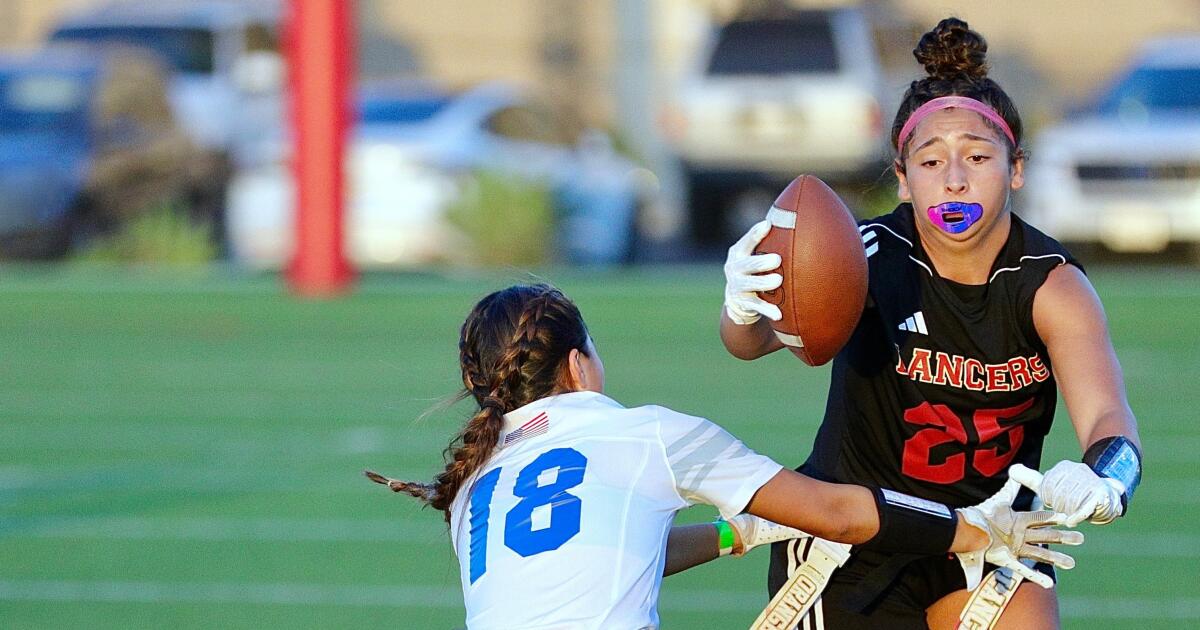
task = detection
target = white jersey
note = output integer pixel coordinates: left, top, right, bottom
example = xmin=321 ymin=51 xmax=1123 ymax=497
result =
xmin=447 ymin=391 xmax=782 ymax=630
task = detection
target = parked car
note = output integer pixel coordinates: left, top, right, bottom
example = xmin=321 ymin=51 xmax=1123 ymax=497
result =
xmin=48 ymin=1 xmax=283 ymax=169
xmin=226 ymin=81 xmax=654 ymax=268
xmin=0 ymin=46 xmax=212 ymax=258
xmin=1024 ymin=36 xmax=1200 ymax=255
xmin=663 ymin=7 xmax=886 ymax=244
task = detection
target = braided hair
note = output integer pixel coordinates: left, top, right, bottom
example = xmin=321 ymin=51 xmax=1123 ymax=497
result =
xmin=891 ymin=18 xmax=1024 ymax=166
xmin=368 ymin=284 xmax=590 ymax=522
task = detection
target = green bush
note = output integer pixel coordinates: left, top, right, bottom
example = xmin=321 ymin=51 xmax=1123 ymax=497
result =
xmin=445 ymin=170 xmax=553 ymax=266
xmin=75 ymin=200 xmax=216 ymax=265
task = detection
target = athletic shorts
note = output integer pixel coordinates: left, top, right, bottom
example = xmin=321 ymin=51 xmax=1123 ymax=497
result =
xmin=767 ymin=533 xmax=1055 ymax=630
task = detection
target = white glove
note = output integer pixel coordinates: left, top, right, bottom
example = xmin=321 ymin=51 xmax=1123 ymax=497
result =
xmin=955 ymin=477 xmax=1084 ymax=590
xmin=1034 ymin=460 xmax=1124 ymax=526
xmin=727 ymin=513 xmax=805 ymax=556
xmin=723 ymin=220 xmax=782 ymax=325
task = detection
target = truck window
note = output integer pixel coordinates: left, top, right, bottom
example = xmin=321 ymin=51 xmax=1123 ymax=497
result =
xmin=51 ymin=26 xmax=215 ymax=75
xmin=0 ymin=71 xmax=90 ymax=132
xmin=706 ymin=16 xmax=839 ymax=75
xmin=1099 ymin=66 xmax=1200 ymax=113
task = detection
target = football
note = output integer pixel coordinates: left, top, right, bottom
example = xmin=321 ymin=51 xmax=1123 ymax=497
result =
xmin=754 ymin=175 xmax=868 ymax=366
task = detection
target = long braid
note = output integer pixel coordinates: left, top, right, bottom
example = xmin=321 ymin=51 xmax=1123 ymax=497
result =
xmin=366 ymin=285 xmax=588 ymax=522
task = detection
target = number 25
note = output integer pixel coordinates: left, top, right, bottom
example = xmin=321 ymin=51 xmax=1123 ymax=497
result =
xmin=901 ymin=399 xmax=1033 ymax=484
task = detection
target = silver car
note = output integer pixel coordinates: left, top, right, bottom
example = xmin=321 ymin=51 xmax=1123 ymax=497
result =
xmin=1024 ymin=36 xmax=1200 ymax=254
xmin=226 ymin=82 xmax=652 ymax=269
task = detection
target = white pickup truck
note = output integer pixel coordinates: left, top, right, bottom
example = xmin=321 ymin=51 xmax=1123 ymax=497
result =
xmin=664 ymin=8 xmax=887 ymax=245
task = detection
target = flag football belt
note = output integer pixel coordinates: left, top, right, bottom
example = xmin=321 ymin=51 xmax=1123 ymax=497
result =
xmin=751 ymin=487 xmax=958 ymax=629
xmin=750 ymin=536 xmax=852 ymax=630
xmin=753 ymin=548 xmax=1026 ymax=630
xmin=957 ymin=566 xmax=1023 ymax=630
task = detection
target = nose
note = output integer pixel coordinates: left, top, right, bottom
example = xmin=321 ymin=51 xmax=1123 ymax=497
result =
xmin=945 ymin=160 xmax=968 ymax=196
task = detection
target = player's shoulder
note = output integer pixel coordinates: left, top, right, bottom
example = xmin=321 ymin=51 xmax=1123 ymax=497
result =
xmin=1012 ymin=214 xmax=1078 ymax=264
xmin=858 ymin=204 xmax=919 ymax=255
xmin=993 ymin=214 xmax=1083 ymax=283
xmin=637 ymin=404 xmax=747 ymax=455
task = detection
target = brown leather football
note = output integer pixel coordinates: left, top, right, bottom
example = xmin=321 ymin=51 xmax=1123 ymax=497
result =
xmin=754 ymin=175 xmax=868 ymax=366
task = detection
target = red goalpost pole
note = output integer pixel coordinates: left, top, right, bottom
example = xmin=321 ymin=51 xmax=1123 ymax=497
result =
xmin=285 ymin=0 xmax=355 ymax=297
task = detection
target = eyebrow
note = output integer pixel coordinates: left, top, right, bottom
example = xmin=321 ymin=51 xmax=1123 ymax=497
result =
xmin=911 ymin=132 xmax=1000 ymax=153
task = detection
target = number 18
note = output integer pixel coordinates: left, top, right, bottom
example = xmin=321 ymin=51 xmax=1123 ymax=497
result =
xmin=466 ymin=447 xmax=588 ymax=583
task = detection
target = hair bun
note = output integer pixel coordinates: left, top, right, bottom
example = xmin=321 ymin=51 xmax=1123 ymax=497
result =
xmin=913 ymin=17 xmax=988 ymax=81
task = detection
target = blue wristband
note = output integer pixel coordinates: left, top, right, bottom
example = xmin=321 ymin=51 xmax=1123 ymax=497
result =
xmin=1084 ymin=436 xmax=1142 ymax=512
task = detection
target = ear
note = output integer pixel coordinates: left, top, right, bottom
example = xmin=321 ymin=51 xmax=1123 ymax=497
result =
xmin=564 ymin=348 xmax=586 ymax=391
xmin=894 ymin=160 xmax=912 ymax=201
xmin=1009 ymin=154 xmax=1025 ymax=191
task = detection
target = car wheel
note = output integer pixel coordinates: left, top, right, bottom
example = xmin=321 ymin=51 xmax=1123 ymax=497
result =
xmin=0 ymin=217 xmax=73 ymax=260
xmin=685 ymin=170 xmax=730 ymax=247
xmin=622 ymin=201 xmax=646 ymax=264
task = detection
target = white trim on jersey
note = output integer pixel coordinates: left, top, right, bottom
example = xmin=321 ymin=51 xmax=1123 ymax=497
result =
xmin=858 ymin=222 xmax=934 ymax=277
xmin=987 ymin=254 xmax=1068 ymax=283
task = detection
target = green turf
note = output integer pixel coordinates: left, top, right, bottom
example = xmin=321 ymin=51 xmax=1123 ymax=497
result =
xmin=0 ymin=265 xmax=1196 ymax=628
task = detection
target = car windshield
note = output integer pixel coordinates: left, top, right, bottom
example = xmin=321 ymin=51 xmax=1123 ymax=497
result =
xmin=51 ymin=26 xmax=214 ymax=74
xmin=706 ymin=16 xmax=839 ymax=75
xmin=1098 ymin=66 xmax=1200 ymax=113
xmin=0 ymin=70 xmax=90 ymax=133
xmin=358 ymin=95 xmax=451 ymax=125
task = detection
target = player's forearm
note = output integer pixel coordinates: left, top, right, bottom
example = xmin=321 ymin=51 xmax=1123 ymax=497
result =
xmin=1075 ymin=407 xmax=1140 ymax=454
xmin=719 ymin=310 xmax=783 ymax=360
xmin=747 ymin=470 xmax=977 ymax=554
xmin=745 ymin=470 xmax=879 ymax=543
xmin=663 ymin=523 xmax=722 ymax=576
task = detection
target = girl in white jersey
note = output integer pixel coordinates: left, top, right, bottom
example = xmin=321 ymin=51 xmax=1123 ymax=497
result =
xmin=367 ymin=284 xmax=1080 ymax=629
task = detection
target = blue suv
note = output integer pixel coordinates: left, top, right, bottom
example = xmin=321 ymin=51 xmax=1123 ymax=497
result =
xmin=0 ymin=46 xmax=208 ymax=258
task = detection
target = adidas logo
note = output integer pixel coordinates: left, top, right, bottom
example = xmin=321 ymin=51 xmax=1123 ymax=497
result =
xmin=898 ymin=311 xmax=928 ymax=335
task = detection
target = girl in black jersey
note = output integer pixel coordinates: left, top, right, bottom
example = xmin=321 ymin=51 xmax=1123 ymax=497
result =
xmin=719 ymin=18 xmax=1143 ymax=630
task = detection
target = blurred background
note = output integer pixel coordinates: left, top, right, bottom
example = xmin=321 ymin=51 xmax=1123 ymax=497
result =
xmin=0 ymin=0 xmax=1197 ymax=628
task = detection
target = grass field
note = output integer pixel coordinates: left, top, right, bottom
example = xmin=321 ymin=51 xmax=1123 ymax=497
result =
xmin=0 ymin=265 xmax=1196 ymax=629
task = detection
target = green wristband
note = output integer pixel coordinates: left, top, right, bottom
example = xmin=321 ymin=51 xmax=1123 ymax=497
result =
xmin=713 ymin=519 xmax=736 ymax=557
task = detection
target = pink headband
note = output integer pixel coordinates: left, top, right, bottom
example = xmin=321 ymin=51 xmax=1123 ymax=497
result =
xmin=896 ymin=95 xmax=1016 ymax=150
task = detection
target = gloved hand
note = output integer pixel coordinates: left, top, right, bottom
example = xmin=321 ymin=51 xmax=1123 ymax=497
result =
xmin=955 ymin=477 xmax=1084 ymax=589
xmin=726 ymin=513 xmax=805 ymax=556
xmin=723 ymin=220 xmax=782 ymax=325
xmin=1031 ymin=460 xmax=1125 ymax=526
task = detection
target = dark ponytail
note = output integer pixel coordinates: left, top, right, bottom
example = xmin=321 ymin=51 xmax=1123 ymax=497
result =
xmin=367 ymin=284 xmax=589 ymax=522
xmin=891 ymin=17 xmax=1024 ymax=162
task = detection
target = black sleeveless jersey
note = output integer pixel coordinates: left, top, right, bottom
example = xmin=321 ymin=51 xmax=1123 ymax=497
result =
xmin=801 ymin=204 xmax=1081 ymax=507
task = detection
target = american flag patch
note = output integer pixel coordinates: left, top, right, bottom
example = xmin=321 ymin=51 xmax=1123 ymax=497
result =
xmin=503 ymin=412 xmax=549 ymax=446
